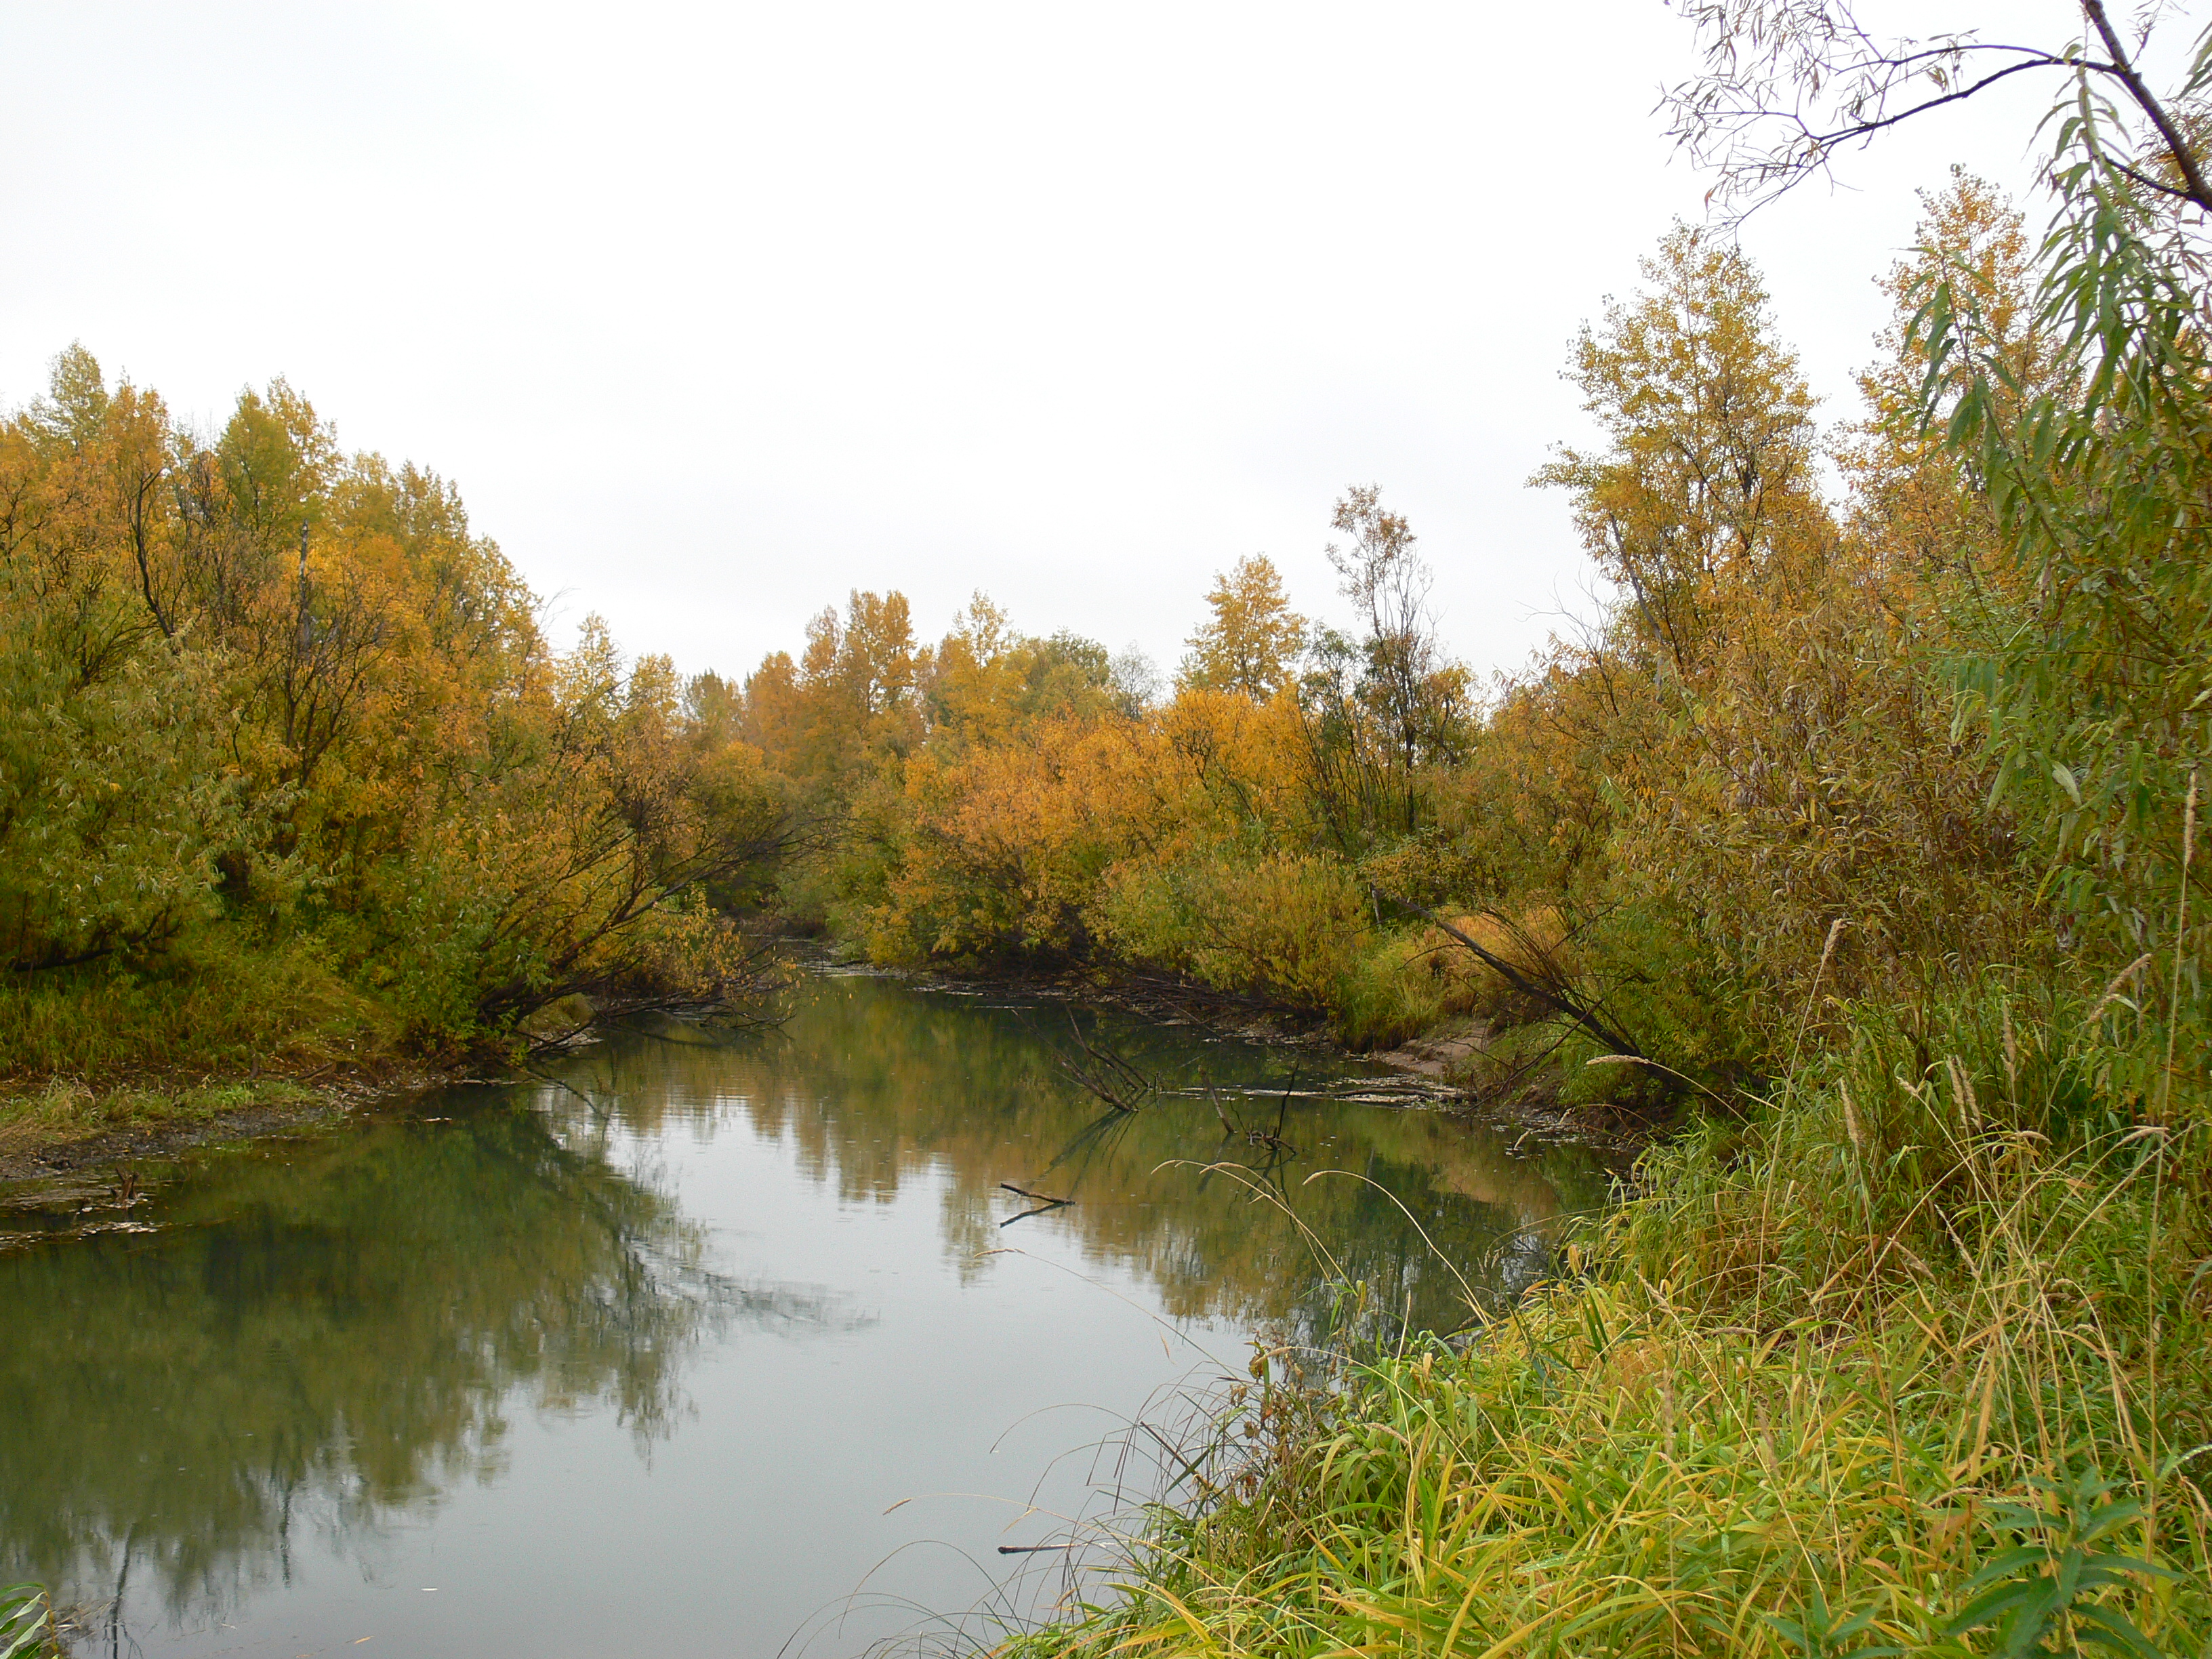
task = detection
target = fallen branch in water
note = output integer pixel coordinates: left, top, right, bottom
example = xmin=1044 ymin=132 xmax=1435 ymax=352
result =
xmin=999 ymin=1181 xmax=1073 ymax=1226
xmin=1032 ymin=1008 xmax=1158 ymax=1112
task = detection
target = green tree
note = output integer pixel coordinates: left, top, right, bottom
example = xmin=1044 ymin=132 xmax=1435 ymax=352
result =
xmin=1297 ymin=489 xmax=1469 ymax=844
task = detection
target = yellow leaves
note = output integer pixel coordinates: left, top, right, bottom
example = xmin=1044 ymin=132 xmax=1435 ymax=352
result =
xmin=1180 ymin=555 xmax=1306 ymax=702
xmin=0 ymin=355 xmax=790 ymax=1036
xmin=1538 ymin=222 xmax=1830 ymax=687
xmin=1093 ymin=850 xmax=1368 ymax=1010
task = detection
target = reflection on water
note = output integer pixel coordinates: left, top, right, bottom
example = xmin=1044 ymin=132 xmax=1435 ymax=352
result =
xmin=577 ymin=978 xmax=1608 ymax=1338
xmin=0 ymin=966 xmax=1621 ymax=1658
xmin=0 ymin=1107 xmax=794 ymax=1645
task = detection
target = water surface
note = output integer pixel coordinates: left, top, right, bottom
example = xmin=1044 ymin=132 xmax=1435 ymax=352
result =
xmin=1 ymin=968 xmax=1618 ymax=1657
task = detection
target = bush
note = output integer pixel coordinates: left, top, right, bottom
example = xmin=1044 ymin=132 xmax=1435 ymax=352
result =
xmin=0 ymin=933 xmax=381 ymax=1080
xmin=1092 ymin=852 xmax=1369 ymax=1012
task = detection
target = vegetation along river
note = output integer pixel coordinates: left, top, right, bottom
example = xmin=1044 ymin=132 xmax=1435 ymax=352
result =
xmin=0 ymin=966 xmax=1622 ymax=1658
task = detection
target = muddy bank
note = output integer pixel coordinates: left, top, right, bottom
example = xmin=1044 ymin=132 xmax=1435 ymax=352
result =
xmin=0 ymin=1063 xmax=462 ymax=1184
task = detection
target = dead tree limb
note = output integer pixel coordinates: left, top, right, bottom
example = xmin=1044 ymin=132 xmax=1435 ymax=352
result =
xmin=1370 ymin=887 xmax=1645 ymax=1061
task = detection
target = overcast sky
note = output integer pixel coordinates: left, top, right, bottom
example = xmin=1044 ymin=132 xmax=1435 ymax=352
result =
xmin=1 ymin=1 xmax=2084 ymax=688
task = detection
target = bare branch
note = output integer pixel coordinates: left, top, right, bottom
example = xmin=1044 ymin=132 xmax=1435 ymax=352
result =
xmin=2082 ymin=0 xmax=2212 ymax=211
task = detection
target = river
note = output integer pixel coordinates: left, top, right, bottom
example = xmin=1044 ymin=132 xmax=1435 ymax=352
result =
xmin=0 ymin=966 xmax=1622 ymax=1658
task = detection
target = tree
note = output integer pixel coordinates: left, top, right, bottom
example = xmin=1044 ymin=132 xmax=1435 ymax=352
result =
xmin=1179 ymin=555 xmax=1306 ymax=701
xmin=1663 ymin=2 xmax=2212 ymax=224
xmin=790 ymin=589 xmax=924 ymax=786
xmin=1841 ymin=169 xmax=2057 ymax=580
xmin=1534 ymin=224 xmax=1828 ymax=678
xmin=1296 ymin=488 xmax=1469 ymax=844
xmin=0 ymin=350 xmax=785 ymax=1053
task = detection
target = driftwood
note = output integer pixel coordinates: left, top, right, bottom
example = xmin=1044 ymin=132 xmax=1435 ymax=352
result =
xmin=998 ymin=1181 xmax=1072 ymax=1227
xmin=1202 ymin=1063 xmax=1299 ymax=1155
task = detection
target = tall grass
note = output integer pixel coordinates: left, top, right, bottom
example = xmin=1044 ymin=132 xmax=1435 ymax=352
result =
xmin=1001 ymin=1000 xmax=2212 ymax=1657
xmin=0 ymin=935 xmax=387 ymax=1082
xmin=0 ymin=1584 xmax=51 ymax=1659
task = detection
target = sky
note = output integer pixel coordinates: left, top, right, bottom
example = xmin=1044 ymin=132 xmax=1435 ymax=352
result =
xmin=0 ymin=1 xmax=2087 ymax=689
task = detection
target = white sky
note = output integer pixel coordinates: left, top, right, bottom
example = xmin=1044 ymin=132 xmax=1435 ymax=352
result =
xmin=0 ymin=1 xmax=2087 ymax=688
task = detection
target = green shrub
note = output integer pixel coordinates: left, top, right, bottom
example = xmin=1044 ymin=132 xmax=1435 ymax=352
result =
xmin=1092 ymin=851 xmax=1369 ymax=1012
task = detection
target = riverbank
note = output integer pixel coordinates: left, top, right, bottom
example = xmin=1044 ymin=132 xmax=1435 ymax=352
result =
xmin=862 ymin=950 xmax=1661 ymax=1158
xmin=1001 ymin=994 xmax=2212 ymax=1658
xmin=0 ymin=944 xmax=1650 ymax=1191
xmin=0 ymin=1062 xmax=470 ymax=1183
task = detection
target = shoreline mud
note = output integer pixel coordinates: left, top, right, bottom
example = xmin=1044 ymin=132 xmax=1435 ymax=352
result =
xmin=0 ymin=1063 xmax=461 ymax=1185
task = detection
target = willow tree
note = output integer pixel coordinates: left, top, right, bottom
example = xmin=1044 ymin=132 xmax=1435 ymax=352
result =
xmin=1663 ymin=1 xmax=2212 ymax=224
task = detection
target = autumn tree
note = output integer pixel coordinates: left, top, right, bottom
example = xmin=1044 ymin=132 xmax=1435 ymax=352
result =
xmin=1179 ymin=554 xmax=1305 ymax=701
xmin=789 ymin=589 xmax=924 ymax=788
xmin=1299 ymin=487 xmax=1469 ymax=844
xmin=1535 ymin=225 xmax=1830 ymax=680
xmin=0 ymin=349 xmax=785 ymax=1060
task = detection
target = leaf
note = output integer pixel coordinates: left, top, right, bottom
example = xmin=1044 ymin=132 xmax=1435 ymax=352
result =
xmin=1945 ymin=1579 xmax=2041 ymax=1636
xmin=2070 ymin=1603 xmax=2163 ymax=1658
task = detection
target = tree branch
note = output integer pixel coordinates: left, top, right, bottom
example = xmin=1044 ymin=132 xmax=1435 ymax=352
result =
xmin=2081 ymin=0 xmax=2212 ymax=214
xmin=1369 ymin=886 xmax=1645 ymax=1061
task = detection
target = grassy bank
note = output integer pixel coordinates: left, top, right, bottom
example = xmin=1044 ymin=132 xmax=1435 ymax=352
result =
xmin=0 ymin=938 xmax=405 ymax=1172
xmin=0 ymin=1076 xmax=337 ymax=1174
xmin=1006 ymin=996 xmax=2212 ymax=1656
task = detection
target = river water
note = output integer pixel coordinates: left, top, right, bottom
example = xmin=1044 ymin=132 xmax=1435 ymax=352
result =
xmin=0 ymin=967 xmax=1620 ymax=1658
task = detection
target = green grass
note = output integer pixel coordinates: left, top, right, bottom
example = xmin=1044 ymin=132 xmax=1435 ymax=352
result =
xmin=0 ymin=933 xmax=395 ymax=1086
xmin=0 ymin=935 xmax=394 ymax=1162
xmin=0 ymin=1075 xmax=327 ymax=1162
xmin=1002 ymin=1001 xmax=2212 ymax=1658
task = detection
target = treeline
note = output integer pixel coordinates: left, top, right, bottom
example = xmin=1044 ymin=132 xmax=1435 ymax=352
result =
xmin=16 ymin=159 xmax=2196 ymax=1142
xmin=0 ymin=356 xmax=781 ymax=1075
xmin=720 ymin=177 xmax=2178 ymax=1119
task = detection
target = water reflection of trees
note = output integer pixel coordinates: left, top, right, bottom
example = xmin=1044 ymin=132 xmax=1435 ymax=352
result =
xmin=573 ymin=975 xmax=1624 ymax=1343
xmin=0 ymin=1103 xmax=855 ymax=1640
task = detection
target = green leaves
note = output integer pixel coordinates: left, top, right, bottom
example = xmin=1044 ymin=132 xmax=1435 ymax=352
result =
xmin=1761 ymin=1580 xmax=1898 ymax=1658
xmin=0 ymin=1583 xmax=49 ymax=1659
xmin=1942 ymin=1470 xmax=2175 ymax=1659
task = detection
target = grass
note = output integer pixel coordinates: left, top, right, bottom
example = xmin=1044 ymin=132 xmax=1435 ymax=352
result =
xmin=1000 ymin=993 xmax=2212 ymax=1658
xmin=0 ymin=933 xmax=404 ymax=1164
xmin=0 ymin=935 xmax=392 ymax=1082
xmin=0 ymin=1075 xmax=328 ymax=1164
